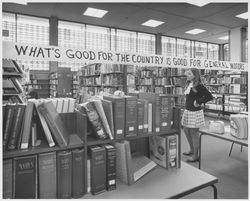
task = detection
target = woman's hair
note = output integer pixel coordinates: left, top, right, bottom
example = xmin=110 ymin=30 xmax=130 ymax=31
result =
xmin=185 ymin=68 xmax=202 ymax=93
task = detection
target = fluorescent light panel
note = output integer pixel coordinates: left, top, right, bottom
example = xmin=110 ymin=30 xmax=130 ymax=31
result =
xmin=218 ymin=36 xmax=229 ymax=40
xmin=83 ymin=7 xmax=108 ymax=18
xmin=185 ymin=28 xmax=206 ymax=35
xmin=141 ymin=19 xmax=165 ymax=27
xmin=236 ymin=12 xmax=248 ymax=19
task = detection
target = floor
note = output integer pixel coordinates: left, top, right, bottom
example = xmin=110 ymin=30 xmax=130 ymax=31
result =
xmin=181 ymin=116 xmax=248 ymax=199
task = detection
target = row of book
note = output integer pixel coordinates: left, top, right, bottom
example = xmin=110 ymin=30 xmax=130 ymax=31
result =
xmin=3 ymin=149 xmax=85 ymax=199
xmin=77 ymin=92 xmax=175 ymax=140
xmin=102 ymin=74 xmax=124 ymax=85
xmin=3 ymin=99 xmax=71 ymax=151
xmin=137 ymin=77 xmax=153 ymax=85
xmin=202 ymin=76 xmax=247 ymax=85
xmin=3 ymin=78 xmax=24 ymax=94
xmin=3 ymin=59 xmax=24 ymax=74
xmin=80 ymin=64 xmax=101 ymax=76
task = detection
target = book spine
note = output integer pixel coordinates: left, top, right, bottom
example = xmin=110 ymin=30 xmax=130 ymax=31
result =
xmin=148 ymin=103 xmax=153 ymax=133
xmin=160 ymin=96 xmax=170 ymax=131
xmin=105 ymin=145 xmax=116 ymax=191
xmin=125 ymin=96 xmax=138 ymax=138
xmin=39 ymin=152 xmax=57 ymax=198
xmin=167 ymin=135 xmax=178 ymax=169
xmin=155 ymin=94 xmax=161 ymax=133
xmin=143 ymin=100 xmax=148 ymax=134
xmin=137 ymin=100 xmax=144 ymax=136
xmin=113 ymin=99 xmax=125 ymax=139
xmin=57 ymin=150 xmax=72 ymax=198
xmin=3 ymin=159 xmax=13 ymax=199
xmin=90 ymin=146 xmax=106 ymax=195
xmin=8 ymin=105 xmax=26 ymax=150
xmin=72 ymin=148 xmax=86 ymax=198
xmin=87 ymin=159 xmax=91 ymax=193
xmin=14 ymin=155 xmax=37 ymax=198
xmin=125 ymin=141 xmax=134 ymax=185
xmin=3 ymin=105 xmax=15 ymax=151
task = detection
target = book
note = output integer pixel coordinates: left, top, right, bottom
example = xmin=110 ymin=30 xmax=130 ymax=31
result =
xmin=10 ymin=77 xmax=24 ymax=93
xmin=62 ymin=98 xmax=69 ymax=113
xmin=37 ymin=101 xmax=69 ymax=147
xmin=159 ymin=95 xmax=175 ymax=131
xmin=3 ymin=159 xmax=13 ymax=199
xmin=148 ymin=103 xmax=153 ymax=133
xmin=20 ymin=101 xmax=35 ymax=149
xmin=92 ymin=99 xmax=113 ymax=139
xmin=87 ymin=159 xmax=91 ymax=193
xmin=56 ymin=98 xmax=64 ymax=113
xmin=155 ymin=93 xmax=161 ymax=133
xmin=7 ymin=104 xmax=26 ymax=150
xmin=137 ymin=99 xmax=145 ymax=136
xmin=13 ymin=155 xmax=37 ymax=198
xmin=101 ymin=99 xmax=114 ymax=138
xmin=3 ymin=104 xmax=15 ymax=151
xmin=72 ymin=148 xmax=86 ymax=198
xmin=57 ymin=150 xmax=72 ymax=198
xmin=104 ymin=144 xmax=116 ymax=191
xmin=149 ymin=134 xmax=179 ymax=169
xmin=103 ymin=95 xmax=125 ymax=139
xmin=143 ymin=99 xmax=149 ymax=134
xmin=124 ymin=96 xmax=138 ymax=137
xmin=31 ymin=100 xmax=55 ymax=147
xmin=81 ymin=101 xmax=108 ymax=139
xmin=89 ymin=145 xmax=106 ymax=195
xmin=68 ymin=98 xmax=76 ymax=112
xmin=39 ymin=152 xmax=57 ymax=198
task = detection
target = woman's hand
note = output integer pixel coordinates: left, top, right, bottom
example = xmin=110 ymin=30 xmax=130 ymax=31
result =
xmin=194 ymin=100 xmax=200 ymax=107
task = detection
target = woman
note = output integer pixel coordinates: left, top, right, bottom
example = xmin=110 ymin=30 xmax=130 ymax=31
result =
xmin=181 ymin=68 xmax=213 ymax=162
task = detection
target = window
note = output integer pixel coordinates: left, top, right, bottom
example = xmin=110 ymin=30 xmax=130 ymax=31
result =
xmin=208 ymin=43 xmax=219 ymax=60
xmin=194 ymin=41 xmax=207 ymax=59
xmin=162 ymin=36 xmax=176 ymax=57
xmin=177 ymin=39 xmax=191 ymax=57
xmin=2 ymin=12 xmax=16 ymax=42
xmin=137 ymin=32 xmax=155 ymax=54
xmin=116 ymin=29 xmax=137 ymax=53
xmin=223 ymin=44 xmax=229 ymax=61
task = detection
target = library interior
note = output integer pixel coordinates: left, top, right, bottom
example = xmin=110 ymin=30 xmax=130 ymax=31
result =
xmin=2 ymin=1 xmax=248 ymax=199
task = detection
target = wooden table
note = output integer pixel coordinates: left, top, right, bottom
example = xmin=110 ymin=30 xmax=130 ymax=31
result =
xmin=84 ymin=162 xmax=218 ymax=199
xmin=199 ymin=126 xmax=248 ymax=169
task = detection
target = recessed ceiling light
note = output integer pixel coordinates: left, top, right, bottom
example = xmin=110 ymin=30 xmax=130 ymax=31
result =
xmin=83 ymin=7 xmax=108 ymax=18
xmin=218 ymin=36 xmax=229 ymax=40
xmin=141 ymin=19 xmax=165 ymax=27
xmin=236 ymin=12 xmax=248 ymax=19
xmin=185 ymin=28 xmax=206 ymax=35
xmin=188 ymin=0 xmax=209 ymax=7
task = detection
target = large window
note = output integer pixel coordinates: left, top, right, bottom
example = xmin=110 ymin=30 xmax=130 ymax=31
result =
xmin=162 ymin=36 xmax=176 ymax=57
xmin=194 ymin=41 xmax=207 ymax=59
xmin=2 ymin=12 xmax=16 ymax=42
xmin=177 ymin=39 xmax=191 ymax=57
xmin=116 ymin=29 xmax=137 ymax=53
xmin=137 ymin=32 xmax=155 ymax=54
xmin=208 ymin=44 xmax=219 ymax=60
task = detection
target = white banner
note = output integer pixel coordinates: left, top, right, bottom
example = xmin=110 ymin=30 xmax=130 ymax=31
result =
xmin=3 ymin=41 xmax=248 ymax=71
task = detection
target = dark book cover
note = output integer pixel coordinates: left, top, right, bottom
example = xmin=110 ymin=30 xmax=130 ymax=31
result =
xmin=138 ymin=93 xmax=156 ymax=134
xmin=125 ymin=96 xmax=138 ymax=137
xmin=2 ymin=104 xmax=6 ymax=129
xmin=137 ymin=99 xmax=145 ymax=136
xmin=13 ymin=155 xmax=37 ymax=198
xmin=39 ymin=152 xmax=57 ymax=198
xmin=104 ymin=144 xmax=116 ymax=191
xmin=72 ymin=148 xmax=86 ymax=198
xmin=160 ymin=95 xmax=175 ymax=131
xmin=89 ymin=145 xmax=106 ymax=195
xmin=7 ymin=104 xmax=26 ymax=150
xmin=57 ymin=150 xmax=72 ymax=198
xmin=37 ymin=101 xmax=69 ymax=147
xmin=155 ymin=93 xmax=161 ymax=133
xmin=3 ymin=159 xmax=13 ymax=199
xmin=143 ymin=100 xmax=149 ymax=134
xmin=103 ymin=95 xmax=125 ymax=139
xmin=20 ymin=101 xmax=35 ymax=149
xmin=3 ymin=104 xmax=15 ymax=151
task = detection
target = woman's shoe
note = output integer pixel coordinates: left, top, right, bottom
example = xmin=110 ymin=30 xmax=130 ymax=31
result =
xmin=186 ymin=157 xmax=199 ymax=163
xmin=183 ymin=151 xmax=193 ymax=156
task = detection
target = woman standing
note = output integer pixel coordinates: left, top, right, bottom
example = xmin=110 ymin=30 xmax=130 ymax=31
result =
xmin=181 ymin=68 xmax=213 ymax=162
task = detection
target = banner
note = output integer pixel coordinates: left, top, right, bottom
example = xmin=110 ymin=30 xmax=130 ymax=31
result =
xmin=3 ymin=41 xmax=248 ymax=71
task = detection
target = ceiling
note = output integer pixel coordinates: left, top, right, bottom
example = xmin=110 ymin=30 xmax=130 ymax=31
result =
xmin=2 ymin=2 xmax=248 ymax=44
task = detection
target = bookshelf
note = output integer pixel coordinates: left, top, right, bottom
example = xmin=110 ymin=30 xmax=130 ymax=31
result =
xmin=2 ymin=59 xmax=25 ymax=104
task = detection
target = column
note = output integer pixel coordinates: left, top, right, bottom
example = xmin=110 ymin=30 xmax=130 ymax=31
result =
xmin=155 ymin=33 xmax=162 ymax=55
xmin=49 ymin=16 xmax=58 ymax=72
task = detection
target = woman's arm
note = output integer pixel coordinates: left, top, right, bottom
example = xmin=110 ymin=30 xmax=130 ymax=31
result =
xmin=195 ymin=84 xmax=214 ymax=105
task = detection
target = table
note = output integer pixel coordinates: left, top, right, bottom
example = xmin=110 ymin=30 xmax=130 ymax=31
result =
xmin=199 ymin=126 xmax=248 ymax=169
xmin=84 ymin=162 xmax=218 ymax=199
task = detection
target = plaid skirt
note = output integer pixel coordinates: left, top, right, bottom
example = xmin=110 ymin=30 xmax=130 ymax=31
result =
xmin=181 ymin=109 xmax=205 ymax=128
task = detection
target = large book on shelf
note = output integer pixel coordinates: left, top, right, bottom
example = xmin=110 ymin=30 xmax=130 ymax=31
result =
xmin=39 ymin=152 xmax=57 ymax=198
xmin=72 ymin=148 xmax=86 ymax=198
xmin=13 ymin=155 xmax=38 ymax=198
xmin=149 ymin=134 xmax=179 ymax=169
xmin=89 ymin=145 xmax=107 ymax=195
xmin=124 ymin=96 xmax=138 ymax=137
xmin=3 ymin=104 xmax=15 ymax=151
xmin=103 ymin=95 xmax=125 ymax=139
xmin=137 ymin=99 xmax=145 ymax=136
xmin=101 ymin=99 xmax=115 ymax=138
xmin=57 ymin=150 xmax=72 ymax=198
